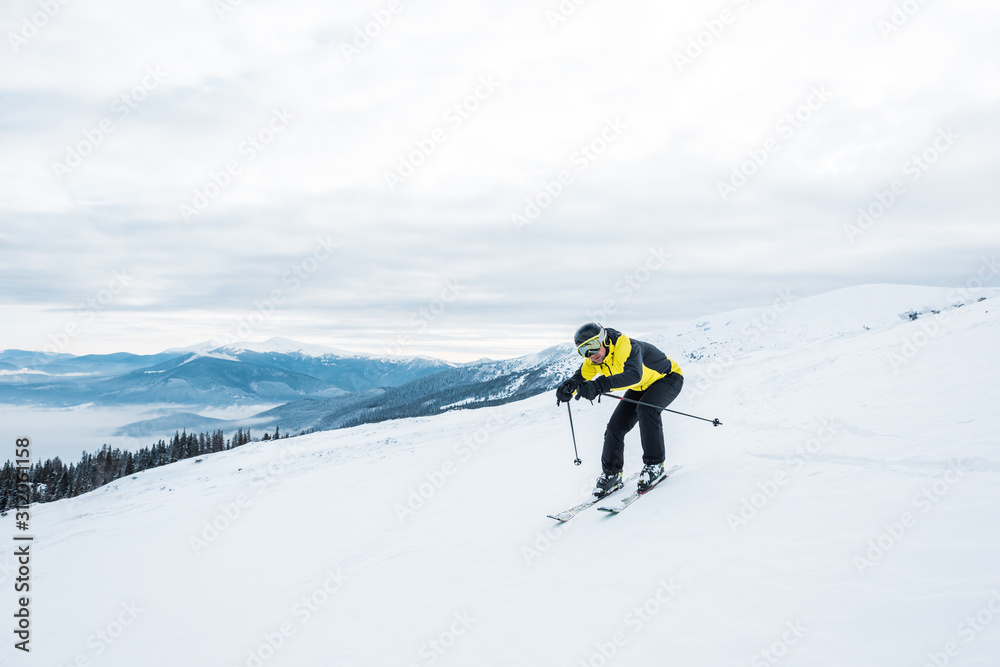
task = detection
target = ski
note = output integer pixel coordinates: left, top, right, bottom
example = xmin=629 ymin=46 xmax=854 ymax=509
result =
xmin=597 ymin=465 xmax=682 ymax=514
xmin=547 ymin=472 xmax=640 ymax=522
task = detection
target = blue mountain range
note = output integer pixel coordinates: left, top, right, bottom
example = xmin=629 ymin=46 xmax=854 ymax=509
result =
xmin=0 ymin=338 xmax=455 ymax=407
xmin=0 ymin=337 xmax=573 ymax=440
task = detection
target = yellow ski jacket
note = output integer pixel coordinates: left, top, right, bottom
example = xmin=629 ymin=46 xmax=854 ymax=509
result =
xmin=571 ymin=328 xmax=681 ymax=392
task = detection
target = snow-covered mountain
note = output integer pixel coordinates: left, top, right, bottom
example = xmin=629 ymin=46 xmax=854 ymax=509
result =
xmin=115 ymin=284 xmax=1000 ymax=438
xmin=113 ymin=347 xmax=572 ymax=437
xmin=3 ymin=284 xmax=998 ymax=666
xmin=0 ymin=338 xmax=456 ymax=407
xmin=211 ymin=336 xmax=375 ymax=358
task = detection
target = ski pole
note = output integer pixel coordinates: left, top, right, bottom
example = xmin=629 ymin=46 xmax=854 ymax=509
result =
xmin=599 ymin=392 xmax=723 ymax=427
xmin=565 ymin=401 xmax=583 ymax=465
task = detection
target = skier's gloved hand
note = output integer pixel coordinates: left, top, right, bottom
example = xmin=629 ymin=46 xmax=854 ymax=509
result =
xmin=556 ymin=379 xmax=579 ymax=404
xmin=576 ymin=380 xmax=602 ymax=401
xmin=576 ymin=376 xmax=610 ymax=401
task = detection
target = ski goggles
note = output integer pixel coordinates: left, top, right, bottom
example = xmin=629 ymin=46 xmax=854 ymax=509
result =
xmin=576 ymin=335 xmax=604 ymax=357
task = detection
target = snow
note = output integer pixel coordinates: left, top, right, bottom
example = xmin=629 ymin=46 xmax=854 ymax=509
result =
xmin=2 ymin=285 xmax=999 ymax=666
xmin=438 ymin=397 xmax=480 ymax=410
xmin=162 ymin=337 xmax=353 ymax=359
xmin=162 ymin=340 xmax=228 ymax=355
xmin=170 ymin=336 xmax=462 ymax=363
xmin=216 ymin=336 xmax=360 ymax=358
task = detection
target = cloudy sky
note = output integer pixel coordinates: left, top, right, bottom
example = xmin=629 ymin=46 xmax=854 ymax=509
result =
xmin=1 ymin=0 xmax=998 ymax=361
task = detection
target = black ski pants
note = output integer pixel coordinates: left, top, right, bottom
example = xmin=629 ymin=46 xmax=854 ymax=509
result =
xmin=602 ymin=373 xmax=683 ymax=474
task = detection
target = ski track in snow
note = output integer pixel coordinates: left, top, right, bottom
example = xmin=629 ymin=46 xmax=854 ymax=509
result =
xmin=1 ymin=286 xmax=999 ymax=666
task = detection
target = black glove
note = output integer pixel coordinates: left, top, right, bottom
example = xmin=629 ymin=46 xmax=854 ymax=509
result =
xmin=576 ymin=379 xmax=603 ymax=401
xmin=556 ymin=379 xmax=580 ymax=404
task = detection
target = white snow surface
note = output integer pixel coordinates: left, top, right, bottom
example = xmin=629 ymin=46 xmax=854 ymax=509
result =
xmin=3 ymin=285 xmax=1000 ymax=666
xmin=215 ymin=336 xmax=362 ymax=358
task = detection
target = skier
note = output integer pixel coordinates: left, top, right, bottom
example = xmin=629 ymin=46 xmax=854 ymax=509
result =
xmin=556 ymin=322 xmax=683 ymax=498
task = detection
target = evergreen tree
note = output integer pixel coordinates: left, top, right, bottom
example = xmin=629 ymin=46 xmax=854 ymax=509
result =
xmin=0 ymin=420 xmax=315 ymax=510
xmin=55 ymin=470 xmax=71 ymax=500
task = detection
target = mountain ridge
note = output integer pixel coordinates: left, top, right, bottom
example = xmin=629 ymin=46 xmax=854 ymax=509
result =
xmin=115 ymin=283 xmax=1000 ymax=440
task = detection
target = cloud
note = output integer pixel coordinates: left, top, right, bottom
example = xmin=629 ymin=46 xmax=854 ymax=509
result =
xmin=1 ymin=0 xmax=998 ymax=360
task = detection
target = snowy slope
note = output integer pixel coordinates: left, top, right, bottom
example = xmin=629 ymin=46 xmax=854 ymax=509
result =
xmin=2 ymin=286 xmax=999 ymax=667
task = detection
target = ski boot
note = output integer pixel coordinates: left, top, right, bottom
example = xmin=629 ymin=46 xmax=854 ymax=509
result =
xmin=637 ymin=463 xmax=665 ymax=493
xmin=593 ymin=471 xmax=623 ymax=498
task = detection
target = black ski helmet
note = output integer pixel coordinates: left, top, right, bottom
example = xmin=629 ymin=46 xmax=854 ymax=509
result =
xmin=573 ymin=322 xmax=605 ymax=347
